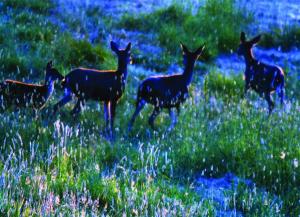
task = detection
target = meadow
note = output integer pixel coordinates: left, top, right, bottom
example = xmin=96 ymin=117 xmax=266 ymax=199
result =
xmin=0 ymin=0 xmax=300 ymax=216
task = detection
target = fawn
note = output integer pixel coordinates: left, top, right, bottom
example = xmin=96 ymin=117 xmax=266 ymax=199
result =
xmin=128 ymin=42 xmax=205 ymax=131
xmin=238 ymin=32 xmax=285 ymax=113
xmin=0 ymin=61 xmax=63 ymax=110
xmin=53 ymin=41 xmax=131 ymax=137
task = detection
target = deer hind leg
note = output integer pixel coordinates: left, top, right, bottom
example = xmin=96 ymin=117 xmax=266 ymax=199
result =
xmin=128 ymin=98 xmax=146 ymax=132
xmin=264 ymin=92 xmax=274 ymax=114
xmin=168 ymin=108 xmax=177 ymax=132
xmin=148 ymin=106 xmax=161 ymax=130
xmin=53 ymin=88 xmax=72 ymax=113
xmin=109 ymin=101 xmax=117 ymax=138
xmin=71 ymin=98 xmax=85 ymax=116
xmin=104 ymin=101 xmax=110 ymax=133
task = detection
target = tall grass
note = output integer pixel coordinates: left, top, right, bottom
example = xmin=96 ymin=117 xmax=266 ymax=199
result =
xmin=0 ymin=0 xmax=299 ymax=216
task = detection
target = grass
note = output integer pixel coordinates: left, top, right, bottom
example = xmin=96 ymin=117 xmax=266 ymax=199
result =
xmin=118 ymin=0 xmax=253 ymax=61
xmin=0 ymin=5 xmax=115 ymax=79
xmin=1 ymin=0 xmax=56 ymax=14
xmin=0 ymin=0 xmax=299 ymax=216
xmin=0 ymin=76 xmax=298 ymax=215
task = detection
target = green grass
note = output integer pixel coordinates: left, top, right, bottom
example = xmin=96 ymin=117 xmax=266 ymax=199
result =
xmin=118 ymin=0 xmax=253 ymax=61
xmin=1 ymin=0 xmax=56 ymax=14
xmin=0 ymin=76 xmax=298 ymax=215
xmin=0 ymin=5 xmax=116 ymax=79
xmin=0 ymin=0 xmax=299 ymax=216
xmin=260 ymin=25 xmax=300 ymax=51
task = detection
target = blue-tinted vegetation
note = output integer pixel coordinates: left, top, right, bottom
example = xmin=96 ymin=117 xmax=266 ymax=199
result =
xmin=0 ymin=0 xmax=299 ymax=216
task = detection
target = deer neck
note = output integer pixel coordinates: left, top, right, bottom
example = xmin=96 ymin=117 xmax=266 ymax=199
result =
xmin=116 ymin=59 xmax=128 ymax=81
xmin=182 ymin=60 xmax=196 ymax=86
xmin=244 ymin=49 xmax=256 ymax=68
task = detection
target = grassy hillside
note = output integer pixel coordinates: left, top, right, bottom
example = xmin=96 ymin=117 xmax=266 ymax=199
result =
xmin=0 ymin=0 xmax=299 ymax=216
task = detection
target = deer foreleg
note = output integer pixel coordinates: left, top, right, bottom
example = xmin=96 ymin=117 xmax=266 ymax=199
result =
xmin=243 ymin=82 xmax=250 ymax=98
xmin=128 ymin=99 xmax=146 ymax=132
xmin=72 ymin=98 xmax=85 ymax=115
xmin=265 ymin=92 xmax=274 ymax=114
xmin=279 ymin=82 xmax=285 ymax=105
xmin=168 ymin=108 xmax=177 ymax=132
xmin=53 ymin=89 xmax=72 ymax=113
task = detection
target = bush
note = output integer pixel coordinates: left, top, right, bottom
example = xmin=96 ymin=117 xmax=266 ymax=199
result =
xmin=260 ymin=25 xmax=300 ymax=51
xmin=53 ymin=34 xmax=116 ymax=70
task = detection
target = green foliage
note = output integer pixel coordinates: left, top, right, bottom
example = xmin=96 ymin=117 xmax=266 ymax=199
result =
xmin=260 ymin=25 xmax=300 ymax=51
xmin=0 ymin=0 xmax=299 ymax=216
xmin=204 ymin=71 xmax=244 ymax=101
xmin=2 ymin=0 xmax=56 ymax=14
xmin=53 ymin=34 xmax=116 ymax=70
xmin=0 ymin=5 xmax=116 ymax=78
xmin=119 ymin=0 xmax=253 ymax=60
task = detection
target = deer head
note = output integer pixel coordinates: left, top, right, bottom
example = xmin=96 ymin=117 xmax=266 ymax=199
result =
xmin=111 ymin=41 xmax=132 ymax=70
xmin=180 ymin=42 xmax=205 ymax=66
xmin=237 ymin=32 xmax=261 ymax=57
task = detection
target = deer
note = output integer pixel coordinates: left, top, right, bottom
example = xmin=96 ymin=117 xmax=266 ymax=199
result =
xmin=53 ymin=41 xmax=131 ymax=138
xmin=128 ymin=42 xmax=205 ymax=132
xmin=238 ymin=32 xmax=285 ymax=114
xmin=0 ymin=61 xmax=63 ymax=111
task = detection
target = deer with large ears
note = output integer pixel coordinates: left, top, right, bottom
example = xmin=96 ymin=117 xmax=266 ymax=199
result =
xmin=0 ymin=61 xmax=63 ymax=110
xmin=238 ymin=32 xmax=285 ymax=114
xmin=53 ymin=41 xmax=131 ymax=138
xmin=128 ymin=42 xmax=205 ymax=132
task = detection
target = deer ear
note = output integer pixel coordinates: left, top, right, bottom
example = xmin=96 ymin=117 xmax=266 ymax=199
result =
xmin=195 ymin=45 xmax=205 ymax=56
xmin=125 ymin=42 xmax=131 ymax=52
xmin=250 ymin=34 xmax=261 ymax=45
xmin=110 ymin=41 xmax=119 ymax=53
xmin=180 ymin=42 xmax=189 ymax=54
xmin=240 ymin=32 xmax=246 ymax=43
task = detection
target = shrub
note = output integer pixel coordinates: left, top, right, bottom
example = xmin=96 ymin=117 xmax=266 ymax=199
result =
xmin=260 ymin=25 xmax=300 ymax=51
xmin=53 ymin=34 xmax=116 ymax=70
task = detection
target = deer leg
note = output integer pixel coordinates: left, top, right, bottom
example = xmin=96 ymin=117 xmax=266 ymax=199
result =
xmin=103 ymin=101 xmax=110 ymax=133
xmin=128 ymin=99 xmax=146 ymax=132
xmin=53 ymin=89 xmax=72 ymax=113
xmin=168 ymin=108 xmax=177 ymax=132
xmin=71 ymin=98 xmax=85 ymax=116
xmin=148 ymin=107 xmax=161 ymax=130
xmin=279 ymin=84 xmax=285 ymax=105
xmin=264 ymin=92 xmax=274 ymax=114
xmin=109 ymin=101 xmax=117 ymax=138
xmin=242 ymin=81 xmax=250 ymax=98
